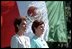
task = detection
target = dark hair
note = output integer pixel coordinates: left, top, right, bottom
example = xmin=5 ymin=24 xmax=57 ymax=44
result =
xmin=32 ymin=20 xmax=44 ymax=34
xmin=14 ymin=17 xmax=26 ymax=32
xmin=27 ymin=6 xmax=37 ymax=16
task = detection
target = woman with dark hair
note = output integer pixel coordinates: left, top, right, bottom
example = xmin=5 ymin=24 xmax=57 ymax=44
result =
xmin=31 ymin=20 xmax=49 ymax=48
xmin=11 ymin=17 xmax=31 ymax=48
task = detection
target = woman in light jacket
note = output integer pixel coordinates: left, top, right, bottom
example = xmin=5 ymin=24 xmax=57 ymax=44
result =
xmin=11 ymin=17 xmax=30 ymax=48
xmin=31 ymin=20 xmax=49 ymax=48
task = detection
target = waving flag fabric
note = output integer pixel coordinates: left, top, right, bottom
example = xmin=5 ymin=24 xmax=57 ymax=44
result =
xmin=1 ymin=1 xmax=20 ymax=48
xmin=1 ymin=1 xmax=67 ymax=48
xmin=46 ymin=1 xmax=68 ymax=42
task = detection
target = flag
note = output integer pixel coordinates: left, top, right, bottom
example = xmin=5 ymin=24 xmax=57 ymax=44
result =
xmin=1 ymin=1 xmax=68 ymax=48
xmin=46 ymin=1 xmax=68 ymax=42
xmin=1 ymin=1 xmax=20 ymax=48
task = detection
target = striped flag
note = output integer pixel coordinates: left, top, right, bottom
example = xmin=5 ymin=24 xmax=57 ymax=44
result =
xmin=46 ymin=1 xmax=68 ymax=42
xmin=1 ymin=1 xmax=67 ymax=48
xmin=1 ymin=1 xmax=20 ymax=48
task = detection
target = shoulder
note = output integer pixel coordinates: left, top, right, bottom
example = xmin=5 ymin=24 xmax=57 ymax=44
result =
xmin=11 ymin=34 xmax=19 ymax=41
xmin=30 ymin=38 xmax=38 ymax=48
xmin=31 ymin=37 xmax=38 ymax=45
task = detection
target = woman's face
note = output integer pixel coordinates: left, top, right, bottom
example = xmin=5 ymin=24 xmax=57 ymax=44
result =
xmin=35 ymin=24 xmax=44 ymax=37
xmin=18 ymin=20 xmax=27 ymax=32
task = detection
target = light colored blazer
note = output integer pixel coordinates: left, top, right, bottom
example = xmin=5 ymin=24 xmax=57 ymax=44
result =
xmin=31 ymin=35 xmax=49 ymax=48
xmin=11 ymin=34 xmax=31 ymax=48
